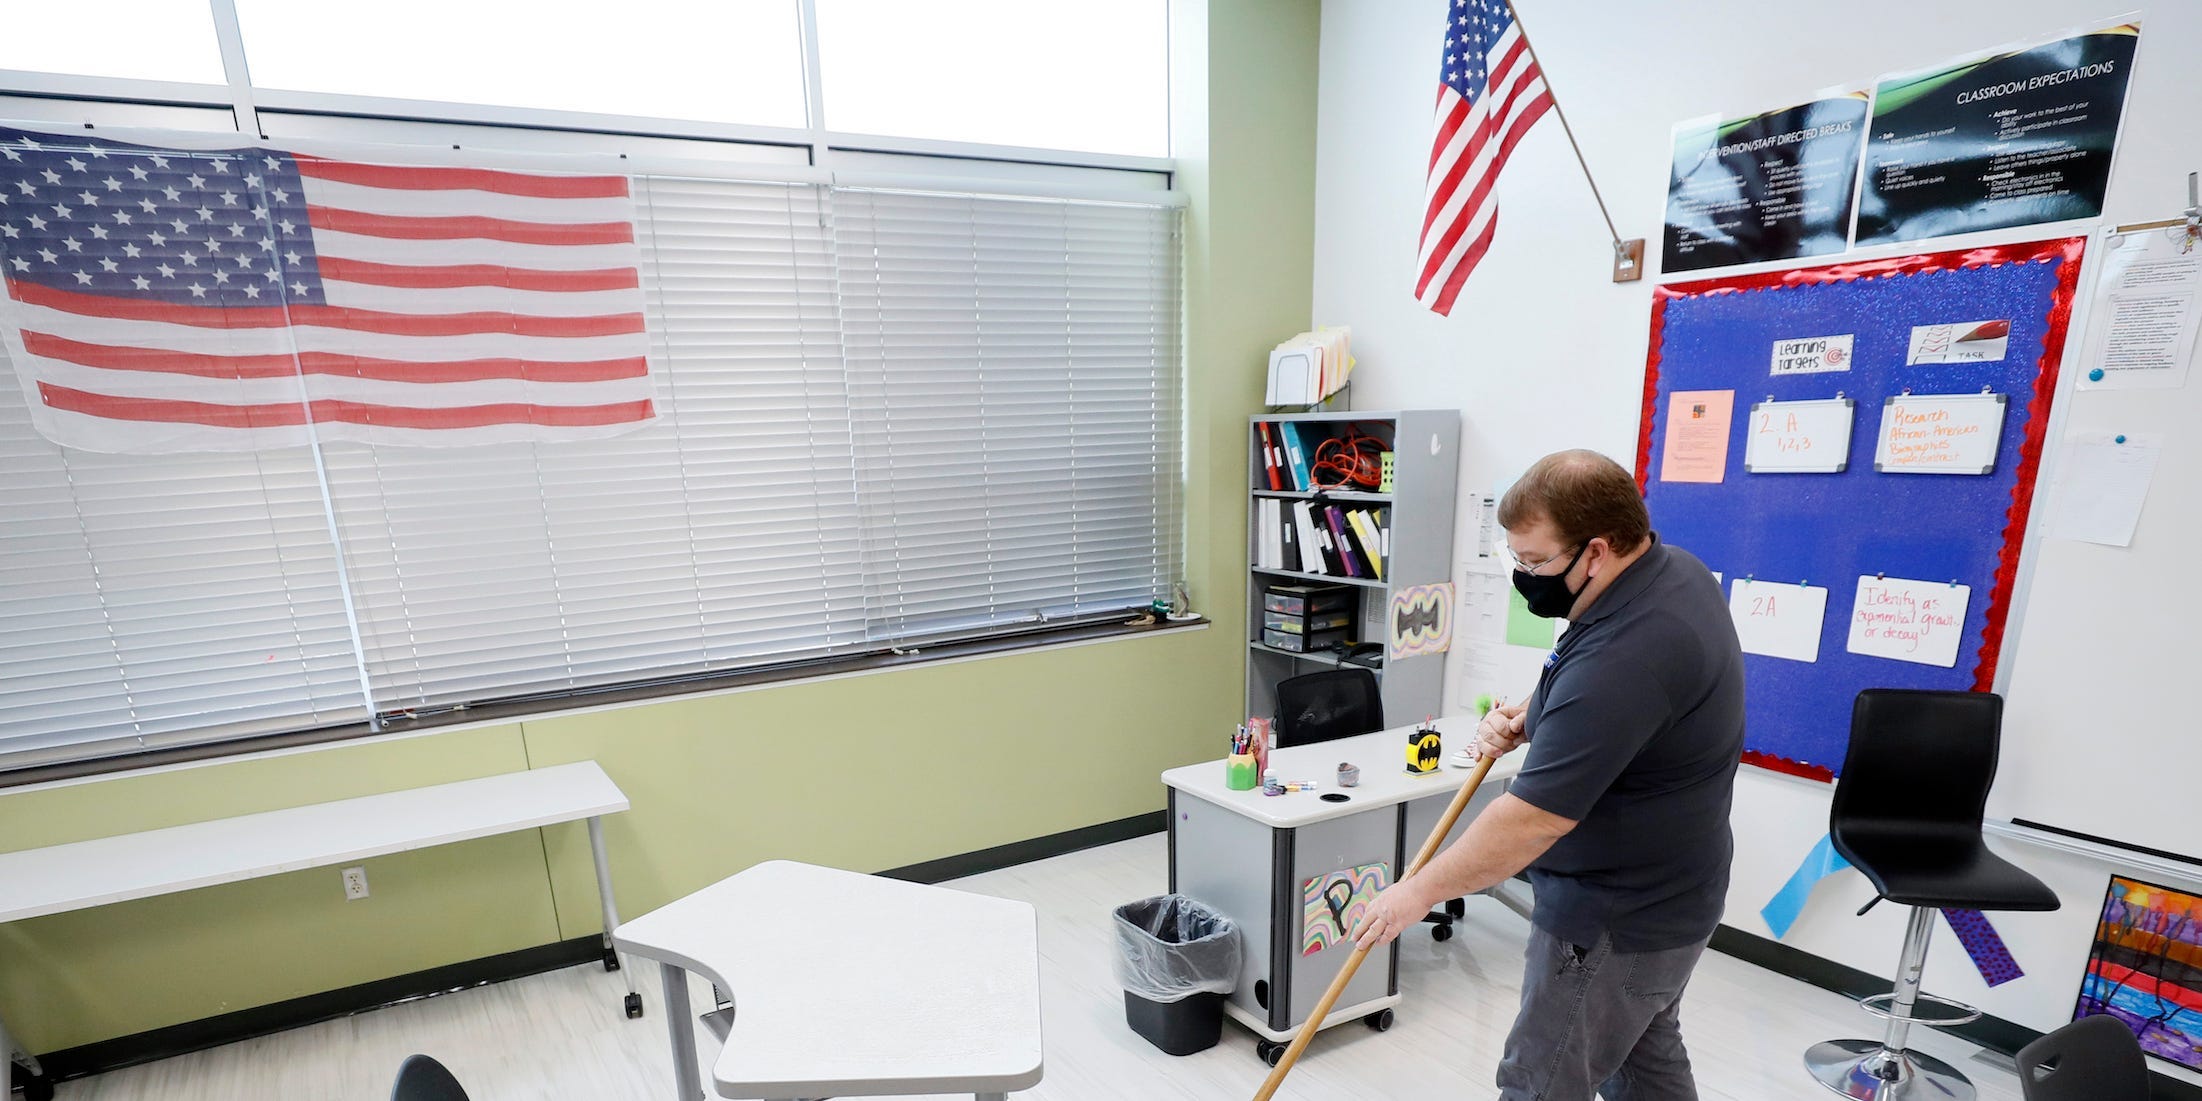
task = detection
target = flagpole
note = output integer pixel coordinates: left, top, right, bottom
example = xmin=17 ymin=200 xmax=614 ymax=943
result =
xmin=1503 ymin=0 xmax=1623 ymax=250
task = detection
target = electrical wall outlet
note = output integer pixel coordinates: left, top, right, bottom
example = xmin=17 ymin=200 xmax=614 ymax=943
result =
xmin=341 ymin=866 xmax=369 ymax=900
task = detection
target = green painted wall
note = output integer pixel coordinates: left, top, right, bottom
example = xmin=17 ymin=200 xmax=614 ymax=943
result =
xmin=0 ymin=0 xmax=1319 ymax=1056
xmin=0 ymin=727 xmax=556 ymax=1048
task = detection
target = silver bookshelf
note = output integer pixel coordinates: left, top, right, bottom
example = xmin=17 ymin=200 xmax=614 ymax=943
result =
xmin=1246 ymin=410 xmax=1460 ymax=727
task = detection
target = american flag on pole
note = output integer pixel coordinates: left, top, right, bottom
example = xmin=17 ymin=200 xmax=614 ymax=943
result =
xmin=1414 ymin=0 xmax=1554 ymax=315
xmin=0 ymin=126 xmax=654 ymax=453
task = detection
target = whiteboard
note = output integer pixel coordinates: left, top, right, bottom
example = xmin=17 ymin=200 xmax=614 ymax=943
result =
xmin=1873 ymin=391 xmax=2008 ymax=475
xmin=1990 ymin=226 xmax=2202 ymax=866
xmin=1744 ymin=397 xmax=1854 ymax=473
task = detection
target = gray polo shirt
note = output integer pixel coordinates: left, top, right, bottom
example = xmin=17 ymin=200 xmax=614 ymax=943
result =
xmin=1506 ymin=535 xmax=1745 ymax=953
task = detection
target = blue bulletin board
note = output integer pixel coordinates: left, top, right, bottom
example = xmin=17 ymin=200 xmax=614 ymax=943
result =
xmin=1637 ymin=238 xmax=2085 ymax=780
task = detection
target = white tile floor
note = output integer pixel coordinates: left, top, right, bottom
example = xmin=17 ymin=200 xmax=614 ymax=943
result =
xmin=62 ymin=834 xmax=2021 ymax=1100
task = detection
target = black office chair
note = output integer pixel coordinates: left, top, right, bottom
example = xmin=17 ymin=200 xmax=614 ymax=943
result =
xmin=1804 ymin=689 xmax=2060 ymax=1101
xmin=1275 ymin=667 xmax=1383 ymax=748
xmin=391 ymin=1054 xmax=470 ymax=1101
xmin=1273 ymin=668 xmax=1464 ymax=941
xmin=2015 ymin=1016 xmax=2151 ymax=1101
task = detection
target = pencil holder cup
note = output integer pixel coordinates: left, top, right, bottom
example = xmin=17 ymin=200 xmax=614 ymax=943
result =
xmin=1225 ymin=754 xmax=1258 ymax=791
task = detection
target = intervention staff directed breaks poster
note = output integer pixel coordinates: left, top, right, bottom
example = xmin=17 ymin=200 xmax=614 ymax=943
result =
xmin=1663 ymin=93 xmax=1869 ymax=273
xmin=1856 ymin=23 xmax=2139 ymax=246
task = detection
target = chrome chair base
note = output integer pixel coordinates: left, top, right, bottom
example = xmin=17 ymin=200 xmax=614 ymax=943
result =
xmin=1805 ymin=1038 xmax=1976 ymax=1101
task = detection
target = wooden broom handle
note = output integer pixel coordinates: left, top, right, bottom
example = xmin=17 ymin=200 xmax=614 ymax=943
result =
xmin=1251 ymin=753 xmax=1498 ymax=1101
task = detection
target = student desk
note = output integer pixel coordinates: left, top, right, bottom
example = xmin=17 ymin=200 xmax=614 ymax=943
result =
xmin=0 ymin=761 xmax=637 ymax=1101
xmin=1161 ymin=716 xmax=1524 ymax=1061
xmin=613 ymin=860 xmax=1044 ymax=1101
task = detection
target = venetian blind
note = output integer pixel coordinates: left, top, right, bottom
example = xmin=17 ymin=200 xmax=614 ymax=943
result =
xmin=831 ymin=188 xmax=1184 ymax=642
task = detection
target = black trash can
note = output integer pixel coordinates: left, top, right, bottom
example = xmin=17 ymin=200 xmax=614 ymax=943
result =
xmin=1112 ymin=894 xmax=1242 ymax=1056
xmin=1122 ymin=987 xmax=1227 ymax=1056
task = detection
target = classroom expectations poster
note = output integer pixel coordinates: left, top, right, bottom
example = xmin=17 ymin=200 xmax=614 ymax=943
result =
xmin=1855 ymin=22 xmax=2139 ymax=245
xmin=1663 ymin=93 xmax=1869 ymax=273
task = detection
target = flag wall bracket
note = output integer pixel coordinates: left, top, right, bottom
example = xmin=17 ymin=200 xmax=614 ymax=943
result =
xmin=1612 ymin=238 xmax=1645 ymax=284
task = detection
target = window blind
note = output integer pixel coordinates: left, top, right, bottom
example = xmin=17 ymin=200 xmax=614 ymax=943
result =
xmin=0 ymin=369 xmax=368 ymax=767
xmin=0 ymin=176 xmax=1184 ymax=772
xmin=321 ymin=178 xmax=865 ymax=714
xmin=832 ymin=188 xmax=1183 ymax=642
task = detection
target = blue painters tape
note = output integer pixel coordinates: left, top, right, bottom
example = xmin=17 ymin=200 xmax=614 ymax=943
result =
xmin=1763 ymin=833 xmax=1853 ymax=939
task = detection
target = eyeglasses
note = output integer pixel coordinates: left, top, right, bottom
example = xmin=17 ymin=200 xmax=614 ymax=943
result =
xmin=1505 ymin=543 xmax=1582 ymax=576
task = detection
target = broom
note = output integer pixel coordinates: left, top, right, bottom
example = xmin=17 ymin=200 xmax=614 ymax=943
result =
xmin=1250 ymin=752 xmax=1498 ymax=1101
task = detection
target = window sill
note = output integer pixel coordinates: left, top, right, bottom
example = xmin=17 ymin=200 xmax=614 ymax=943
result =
xmin=1 ymin=613 xmax=1211 ymax=791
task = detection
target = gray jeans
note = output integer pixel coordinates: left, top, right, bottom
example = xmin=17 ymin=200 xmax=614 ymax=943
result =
xmin=1496 ymin=925 xmax=1709 ymax=1101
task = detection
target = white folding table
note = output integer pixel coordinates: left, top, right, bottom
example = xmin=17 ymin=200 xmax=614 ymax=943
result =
xmin=615 ymin=860 xmax=1044 ymax=1101
xmin=0 ymin=761 xmax=637 ymax=1101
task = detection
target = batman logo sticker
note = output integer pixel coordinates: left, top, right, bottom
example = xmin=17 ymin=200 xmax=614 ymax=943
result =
xmin=1395 ymin=601 xmax=1442 ymax=636
xmin=1387 ymin=582 xmax=1455 ymax=659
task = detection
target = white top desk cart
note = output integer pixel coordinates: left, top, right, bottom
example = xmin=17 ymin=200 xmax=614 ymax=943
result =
xmin=1161 ymin=715 xmax=1523 ymax=1063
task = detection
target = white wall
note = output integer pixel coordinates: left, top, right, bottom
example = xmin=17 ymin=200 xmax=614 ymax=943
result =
xmin=1312 ymin=0 xmax=2202 ymax=1085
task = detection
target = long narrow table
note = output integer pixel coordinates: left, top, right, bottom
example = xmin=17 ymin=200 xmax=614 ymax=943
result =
xmin=0 ymin=760 xmax=637 ymax=1100
xmin=616 ymin=860 xmax=1045 ymax=1101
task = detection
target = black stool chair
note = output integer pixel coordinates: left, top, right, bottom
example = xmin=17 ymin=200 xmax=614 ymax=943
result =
xmin=390 ymin=1054 xmax=470 ymax=1101
xmin=2015 ymin=1015 xmax=2150 ymax=1101
xmin=1804 ymin=689 xmax=2060 ymax=1101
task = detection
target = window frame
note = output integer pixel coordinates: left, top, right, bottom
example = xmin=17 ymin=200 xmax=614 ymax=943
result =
xmin=0 ymin=1 xmax=1194 ymax=787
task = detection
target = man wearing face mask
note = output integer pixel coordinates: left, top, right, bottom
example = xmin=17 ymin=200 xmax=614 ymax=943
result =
xmin=1351 ymin=449 xmax=1744 ymax=1101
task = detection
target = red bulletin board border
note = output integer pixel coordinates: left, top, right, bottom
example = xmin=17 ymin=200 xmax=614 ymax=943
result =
xmin=1636 ymin=237 xmax=2086 ymax=782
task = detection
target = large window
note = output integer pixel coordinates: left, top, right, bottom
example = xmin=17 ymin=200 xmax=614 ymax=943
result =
xmin=0 ymin=2 xmax=228 ymax=86
xmin=0 ymin=170 xmax=1183 ymax=769
xmin=232 ymin=1 xmax=812 ymax=129
xmin=814 ymin=0 xmax=1171 ymax=156
xmin=0 ymin=3 xmax=1182 ymax=775
xmin=0 ymin=1 xmax=1174 ymax=159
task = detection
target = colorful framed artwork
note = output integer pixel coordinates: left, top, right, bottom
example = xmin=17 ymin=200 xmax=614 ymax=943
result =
xmin=2074 ymin=874 xmax=2202 ymax=1071
xmin=1300 ymin=862 xmax=1389 ymax=957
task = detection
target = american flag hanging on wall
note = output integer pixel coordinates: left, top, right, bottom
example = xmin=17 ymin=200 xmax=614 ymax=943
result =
xmin=1414 ymin=0 xmax=1554 ymax=316
xmin=0 ymin=126 xmax=654 ymax=453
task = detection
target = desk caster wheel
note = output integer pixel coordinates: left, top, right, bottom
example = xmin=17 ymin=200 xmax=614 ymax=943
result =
xmin=1446 ymin=898 xmax=1466 ymax=918
xmin=624 ymin=993 xmax=644 ymax=1019
xmin=602 ymin=948 xmax=621 ymax=972
xmin=17 ymin=1068 xmax=55 ymax=1101
xmin=1365 ymin=1008 xmax=1395 ymax=1032
xmin=1432 ymin=922 xmax=1455 ymax=942
xmin=1255 ymin=1040 xmax=1285 ymax=1066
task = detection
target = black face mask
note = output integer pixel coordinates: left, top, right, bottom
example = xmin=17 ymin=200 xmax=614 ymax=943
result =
xmin=1512 ymin=544 xmax=1587 ymax=619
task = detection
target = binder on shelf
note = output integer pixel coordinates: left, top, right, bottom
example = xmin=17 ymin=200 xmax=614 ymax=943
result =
xmin=1279 ymin=422 xmax=1313 ymax=491
xmin=1256 ymin=421 xmax=1284 ymax=491
xmin=1281 ymin=504 xmax=1301 ymax=572
xmin=1285 ymin=501 xmax=1309 ymax=574
xmin=1293 ymin=501 xmax=1332 ymax=575
xmin=1256 ymin=498 xmax=1279 ymax=569
xmin=1289 ymin=501 xmax=1317 ymax=575
xmin=1325 ymin=506 xmax=1363 ymax=578
xmin=1347 ymin=509 xmax=1384 ymax=580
